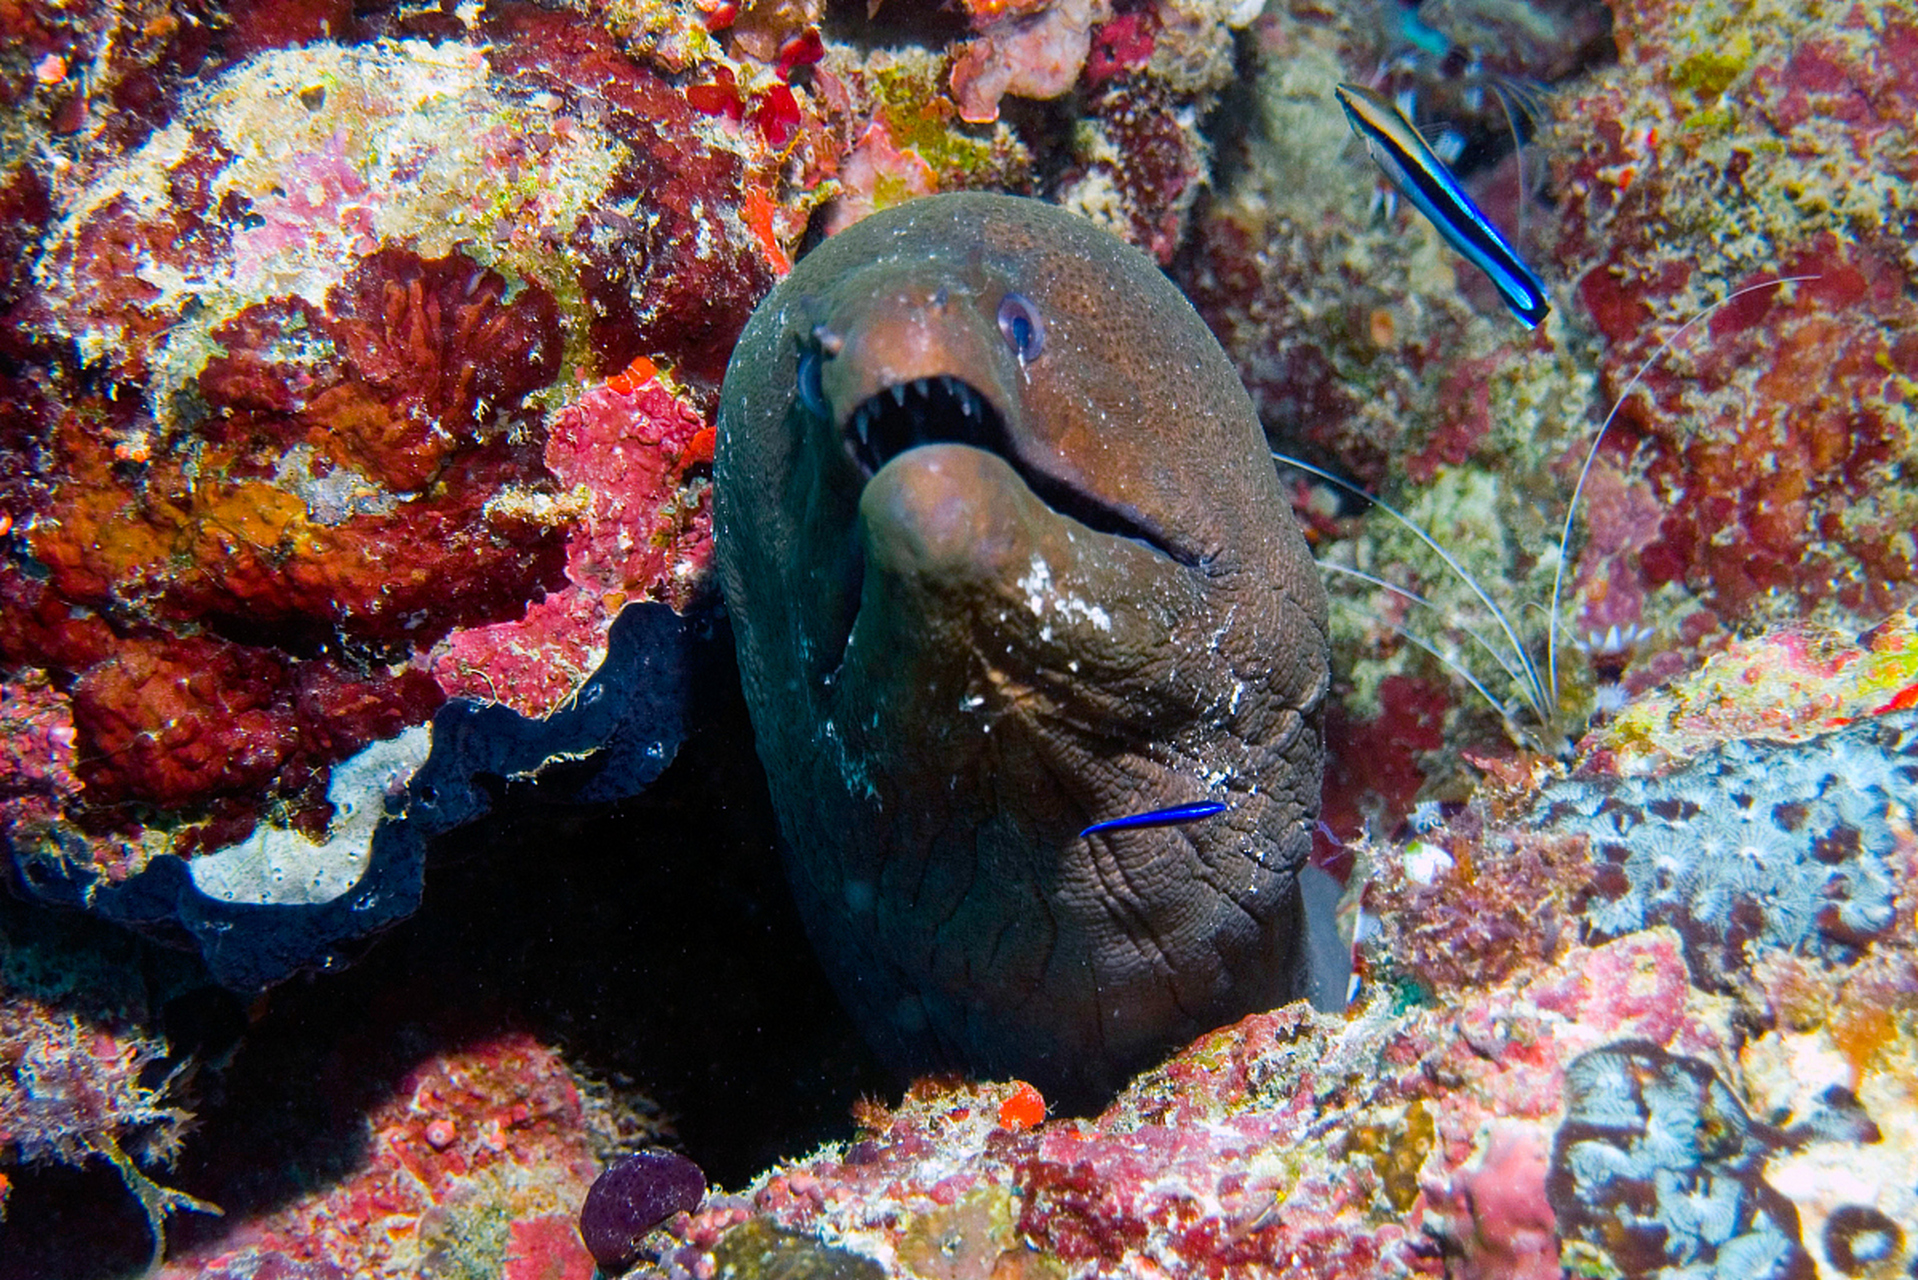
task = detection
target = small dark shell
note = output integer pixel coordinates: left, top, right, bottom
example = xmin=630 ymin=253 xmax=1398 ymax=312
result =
xmin=578 ymin=1149 xmax=707 ymax=1274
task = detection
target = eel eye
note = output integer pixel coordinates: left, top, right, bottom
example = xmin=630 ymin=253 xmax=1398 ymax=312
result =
xmin=996 ymin=292 xmax=1044 ymax=363
xmin=796 ymin=346 xmax=829 ymax=418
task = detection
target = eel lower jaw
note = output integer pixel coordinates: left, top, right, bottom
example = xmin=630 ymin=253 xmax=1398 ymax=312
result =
xmin=841 ymin=375 xmax=1193 ymax=566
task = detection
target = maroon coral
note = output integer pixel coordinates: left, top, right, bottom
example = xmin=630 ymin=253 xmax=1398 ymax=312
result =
xmin=482 ymin=1 xmax=789 ymax=388
xmin=1550 ymin=0 xmax=1918 ymax=624
xmin=9 ymin=247 xmax=563 ymax=834
xmin=1057 ymin=82 xmax=1209 ymax=263
xmin=70 ymin=636 xmax=294 ymax=813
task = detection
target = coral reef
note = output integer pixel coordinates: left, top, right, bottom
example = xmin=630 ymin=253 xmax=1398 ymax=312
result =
xmin=5 ymin=0 xmax=1916 ymax=1273
xmin=156 ymin=1029 xmax=609 ymax=1280
xmin=623 ymin=628 xmax=1918 ymax=1280
xmin=1182 ymin=0 xmax=1626 ymax=829
xmin=1 ymin=5 xmax=822 ymax=980
xmin=1183 ymin=0 xmax=1918 ymax=828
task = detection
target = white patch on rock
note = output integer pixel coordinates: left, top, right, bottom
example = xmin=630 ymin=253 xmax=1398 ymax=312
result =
xmin=1401 ymin=840 xmax=1454 ymax=886
xmin=188 ymin=724 xmax=432 ymax=906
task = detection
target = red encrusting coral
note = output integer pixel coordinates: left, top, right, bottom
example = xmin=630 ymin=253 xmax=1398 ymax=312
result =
xmin=157 ymin=1030 xmax=603 ymax=1280
xmin=1083 ymin=10 xmax=1156 ymax=87
xmin=1550 ymin=0 xmax=1918 ymax=628
xmin=430 ymin=367 xmax=717 ymax=719
xmin=5 ymin=246 xmax=566 ymax=837
xmin=31 ymin=249 xmax=569 ymax=656
xmin=482 ymin=1 xmax=820 ymax=388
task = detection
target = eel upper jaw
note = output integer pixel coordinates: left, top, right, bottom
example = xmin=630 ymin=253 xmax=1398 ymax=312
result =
xmin=841 ymin=374 xmax=1190 ymax=566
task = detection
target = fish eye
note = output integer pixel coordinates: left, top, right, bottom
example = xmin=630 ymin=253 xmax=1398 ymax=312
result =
xmin=796 ymin=345 xmax=829 ymax=418
xmin=996 ymin=292 xmax=1044 ymax=363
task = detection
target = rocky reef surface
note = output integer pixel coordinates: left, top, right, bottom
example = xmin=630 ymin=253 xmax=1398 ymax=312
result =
xmin=624 ymin=614 xmax=1918 ymax=1280
xmin=1 ymin=0 xmax=1915 ymax=1273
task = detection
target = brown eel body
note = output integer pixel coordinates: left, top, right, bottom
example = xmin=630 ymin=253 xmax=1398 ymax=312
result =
xmin=715 ymin=193 xmax=1334 ymax=1107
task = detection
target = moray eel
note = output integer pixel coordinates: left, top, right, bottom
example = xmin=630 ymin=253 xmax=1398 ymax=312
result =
xmin=715 ymin=193 xmax=1334 ymax=1106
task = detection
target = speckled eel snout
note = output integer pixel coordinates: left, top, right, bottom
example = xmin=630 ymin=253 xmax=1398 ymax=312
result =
xmin=715 ymin=193 xmax=1336 ymax=1107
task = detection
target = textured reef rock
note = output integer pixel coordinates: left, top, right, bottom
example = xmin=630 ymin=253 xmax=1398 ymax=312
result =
xmin=5 ymin=0 xmax=1916 ymax=1272
xmin=155 ymin=1029 xmax=612 ymax=1280
xmin=1182 ymin=0 xmax=1636 ymax=829
xmin=1 ymin=8 xmax=824 ymax=984
xmin=1183 ymin=0 xmax=1918 ymax=830
xmin=1547 ymin=0 xmax=1918 ymax=630
xmin=629 ymin=614 xmax=1918 ymax=1279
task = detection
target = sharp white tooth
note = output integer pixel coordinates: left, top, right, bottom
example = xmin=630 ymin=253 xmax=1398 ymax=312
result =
xmin=855 ymin=408 xmax=872 ymax=448
xmin=960 ymin=390 xmax=976 ymax=419
xmin=890 ymin=384 xmax=907 ymax=406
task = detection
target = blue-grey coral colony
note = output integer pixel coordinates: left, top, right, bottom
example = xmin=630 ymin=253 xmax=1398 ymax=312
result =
xmin=715 ymin=194 xmax=1338 ymax=1105
xmin=1539 ymin=710 xmax=1914 ymax=988
xmin=1537 ymin=712 xmax=1917 ymax=1275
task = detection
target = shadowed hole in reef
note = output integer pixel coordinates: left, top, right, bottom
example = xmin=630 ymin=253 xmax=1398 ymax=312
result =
xmin=2 ymin=636 xmax=888 ymax=1279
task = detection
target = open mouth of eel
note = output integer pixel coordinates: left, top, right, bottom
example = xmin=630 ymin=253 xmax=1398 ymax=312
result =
xmin=842 ymin=373 xmax=1191 ymax=567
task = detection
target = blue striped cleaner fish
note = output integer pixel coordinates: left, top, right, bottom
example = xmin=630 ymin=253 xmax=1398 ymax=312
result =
xmin=1334 ymin=82 xmax=1551 ymax=328
xmin=1080 ymin=800 xmax=1228 ymax=838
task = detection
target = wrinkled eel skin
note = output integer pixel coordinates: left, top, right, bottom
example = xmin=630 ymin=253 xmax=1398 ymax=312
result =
xmin=715 ymin=193 xmax=1332 ymax=1106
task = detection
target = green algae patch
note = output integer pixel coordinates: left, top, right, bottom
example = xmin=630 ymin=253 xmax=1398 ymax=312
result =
xmin=866 ymin=56 xmax=1033 ymax=192
xmin=713 ymin=1219 xmax=887 ymax=1280
xmin=1669 ymin=31 xmax=1752 ymax=99
xmin=898 ymin=1188 xmax=1048 ymax=1280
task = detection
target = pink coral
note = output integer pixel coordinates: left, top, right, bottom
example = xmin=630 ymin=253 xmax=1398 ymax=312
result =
xmin=227 ymin=129 xmax=380 ymax=295
xmin=1564 ymin=456 xmax=1666 ymax=647
xmin=950 ymin=0 xmax=1114 ymax=123
xmin=429 ymin=369 xmax=714 ymax=718
xmin=823 ymin=122 xmax=938 ymax=238
xmin=1425 ymin=1125 xmax=1560 ymax=1280
xmin=159 ymin=1031 xmax=603 ymax=1280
